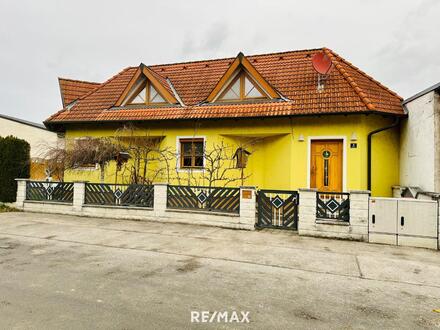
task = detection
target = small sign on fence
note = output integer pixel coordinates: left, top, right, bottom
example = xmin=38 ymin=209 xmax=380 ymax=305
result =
xmin=242 ymin=190 xmax=252 ymax=199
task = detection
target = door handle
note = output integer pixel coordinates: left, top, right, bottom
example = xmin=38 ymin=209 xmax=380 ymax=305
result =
xmin=372 ymin=215 xmax=375 ymax=224
xmin=400 ymin=216 xmax=405 ymax=226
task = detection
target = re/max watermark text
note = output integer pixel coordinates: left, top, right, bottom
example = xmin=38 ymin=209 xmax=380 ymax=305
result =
xmin=191 ymin=311 xmax=250 ymax=323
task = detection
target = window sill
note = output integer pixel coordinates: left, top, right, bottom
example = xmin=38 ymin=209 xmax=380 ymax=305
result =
xmin=176 ymin=167 xmax=205 ymax=173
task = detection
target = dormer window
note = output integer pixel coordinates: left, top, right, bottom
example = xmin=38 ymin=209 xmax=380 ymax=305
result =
xmin=115 ymin=64 xmax=179 ymax=107
xmin=218 ymin=72 xmax=267 ymax=102
xmin=206 ymin=53 xmax=280 ymax=103
xmin=128 ymin=81 xmax=167 ymax=105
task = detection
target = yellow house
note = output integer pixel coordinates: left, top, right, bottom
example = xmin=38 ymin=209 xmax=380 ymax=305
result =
xmin=45 ymin=48 xmax=404 ymax=196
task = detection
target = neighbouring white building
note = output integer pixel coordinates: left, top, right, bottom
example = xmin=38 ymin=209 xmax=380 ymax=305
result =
xmin=400 ymin=82 xmax=440 ymax=193
xmin=0 ymin=114 xmax=61 ymax=179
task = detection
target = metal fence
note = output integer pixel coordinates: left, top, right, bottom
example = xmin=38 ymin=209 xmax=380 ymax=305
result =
xmin=26 ymin=181 xmax=74 ymax=203
xmin=257 ymin=190 xmax=299 ymax=230
xmin=316 ymin=192 xmax=350 ymax=222
xmin=85 ymin=183 xmax=154 ymax=208
xmin=167 ymin=185 xmax=240 ymax=214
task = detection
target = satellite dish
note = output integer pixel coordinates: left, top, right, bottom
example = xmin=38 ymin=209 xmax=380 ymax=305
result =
xmin=312 ymin=52 xmax=333 ymax=75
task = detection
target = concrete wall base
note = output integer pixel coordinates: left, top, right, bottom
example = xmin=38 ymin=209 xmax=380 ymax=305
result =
xmin=18 ymin=183 xmax=257 ymax=231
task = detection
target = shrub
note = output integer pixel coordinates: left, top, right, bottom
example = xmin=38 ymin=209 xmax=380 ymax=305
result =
xmin=0 ymin=136 xmax=30 ymax=202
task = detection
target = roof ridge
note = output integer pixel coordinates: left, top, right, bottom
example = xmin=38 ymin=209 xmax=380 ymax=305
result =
xmin=149 ymin=47 xmax=324 ymax=68
xmin=324 ymin=48 xmax=375 ymax=111
xmin=58 ymin=77 xmax=101 ymax=85
xmin=326 ymin=48 xmax=403 ymax=101
xmin=145 ymin=65 xmax=172 ymax=88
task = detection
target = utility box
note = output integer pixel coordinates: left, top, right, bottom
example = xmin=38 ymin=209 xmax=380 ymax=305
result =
xmin=397 ymin=199 xmax=438 ymax=249
xmin=369 ymin=198 xmax=398 ymax=245
xmin=369 ymin=198 xmax=438 ymax=249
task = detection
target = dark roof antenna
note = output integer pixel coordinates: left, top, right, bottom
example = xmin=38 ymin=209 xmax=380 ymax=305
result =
xmin=311 ymin=51 xmax=333 ymax=91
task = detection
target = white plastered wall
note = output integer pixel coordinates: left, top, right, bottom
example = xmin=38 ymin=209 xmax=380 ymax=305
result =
xmin=400 ymin=91 xmax=439 ymax=192
xmin=0 ymin=117 xmax=59 ymax=159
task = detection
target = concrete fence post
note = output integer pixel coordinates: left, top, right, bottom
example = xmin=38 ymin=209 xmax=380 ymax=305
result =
xmin=239 ymin=186 xmax=257 ymax=230
xmin=438 ymin=201 xmax=440 ymax=250
xmin=298 ymin=188 xmax=317 ymax=236
xmin=392 ymin=186 xmax=403 ymax=198
xmin=73 ymin=181 xmax=87 ymax=213
xmin=15 ymin=178 xmax=29 ymax=209
xmin=153 ymin=183 xmax=168 ymax=217
xmin=348 ymin=190 xmax=370 ymax=241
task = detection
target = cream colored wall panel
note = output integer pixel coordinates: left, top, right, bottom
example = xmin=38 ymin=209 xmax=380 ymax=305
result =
xmin=369 ymin=198 xmax=398 ymax=235
xmin=397 ymin=199 xmax=437 ymax=238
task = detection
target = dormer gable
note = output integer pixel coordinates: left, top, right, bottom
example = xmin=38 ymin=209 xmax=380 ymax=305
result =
xmin=206 ymin=52 xmax=280 ymax=103
xmin=115 ymin=64 xmax=178 ymax=107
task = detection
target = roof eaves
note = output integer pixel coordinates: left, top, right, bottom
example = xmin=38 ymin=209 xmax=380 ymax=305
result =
xmin=40 ymin=110 xmax=396 ymax=127
xmin=0 ymin=114 xmax=47 ymax=130
xmin=403 ymin=81 xmax=440 ymax=104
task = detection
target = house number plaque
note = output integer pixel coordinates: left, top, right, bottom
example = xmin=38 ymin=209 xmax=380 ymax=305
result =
xmin=242 ymin=190 xmax=252 ymax=199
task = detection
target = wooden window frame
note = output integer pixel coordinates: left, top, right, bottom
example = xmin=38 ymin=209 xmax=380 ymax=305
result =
xmin=128 ymin=80 xmax=169 ymax=106
xmin=179 ymin=138 xmax=205 ymax=169
xmin=218 ymin=72 xmax=268 ymax=102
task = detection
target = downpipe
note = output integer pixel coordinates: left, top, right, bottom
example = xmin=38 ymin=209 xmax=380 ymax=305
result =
xmin=367 ymin=117 xmax=400 ymax=191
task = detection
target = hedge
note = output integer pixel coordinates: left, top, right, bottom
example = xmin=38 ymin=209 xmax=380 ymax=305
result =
xmin=0 ymin=136 xmax=30 ymax=202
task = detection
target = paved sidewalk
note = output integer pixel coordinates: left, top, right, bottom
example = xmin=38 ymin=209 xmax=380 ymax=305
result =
xmin=0 ymin=212 xmax=439 ymax=329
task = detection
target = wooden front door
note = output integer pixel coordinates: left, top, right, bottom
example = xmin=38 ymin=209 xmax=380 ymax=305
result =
xmin=310 ymin=140 xmax=343 ymax=192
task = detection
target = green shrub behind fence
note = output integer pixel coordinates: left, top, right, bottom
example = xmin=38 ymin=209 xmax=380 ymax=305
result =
xmin=0 ymin=136 xmax=30 ymax=202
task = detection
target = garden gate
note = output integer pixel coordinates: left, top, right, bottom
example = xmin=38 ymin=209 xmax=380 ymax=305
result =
xmin=257 ymin=190 xmax=299 ymax=230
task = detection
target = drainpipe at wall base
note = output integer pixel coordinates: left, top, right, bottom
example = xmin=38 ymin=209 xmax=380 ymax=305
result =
xmin=367 ymin=117 xmax=400 ymax=191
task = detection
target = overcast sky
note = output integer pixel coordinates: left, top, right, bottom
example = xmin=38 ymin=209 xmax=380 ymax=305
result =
xmin=0 ymin=0 xmax=439 ymax=123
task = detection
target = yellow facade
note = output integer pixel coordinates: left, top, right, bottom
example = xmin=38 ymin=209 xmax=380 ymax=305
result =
xmin=63 ymin=114 xmax=400 ymax=196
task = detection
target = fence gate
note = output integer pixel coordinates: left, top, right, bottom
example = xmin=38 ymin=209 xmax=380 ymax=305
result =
xmin=257 ymin=190 xmax=299 ymax=230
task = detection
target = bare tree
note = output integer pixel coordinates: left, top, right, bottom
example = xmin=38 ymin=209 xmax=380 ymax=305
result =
xmin=113 ymin=124 xmax=175 ymax=185
xmin=43 ymin=137 xmax=121 ymax=182
xmin=173 ymin=140 xmax=253 ymax=188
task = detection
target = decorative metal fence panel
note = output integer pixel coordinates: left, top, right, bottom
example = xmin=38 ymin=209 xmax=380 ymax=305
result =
xmin=85 ymin=183 xmax=154 ymax=208
xmin=26 ymin=181 xmax=74 ymax=203
xmin=316 ymin=192 xmax=350 ymax=222
xmin=256 ymin=190 xmax=299 ymax=230
xmin=167 ymin=185 xmax=240 ymax=214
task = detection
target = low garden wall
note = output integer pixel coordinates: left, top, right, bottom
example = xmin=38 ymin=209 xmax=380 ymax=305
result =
xmin=298 ymin=189 xmax=369 ymax=241
xmin=15 ymin=180 xmax=256 ymax=230
xmin=15 ymin=179 xmax=439 ymax=249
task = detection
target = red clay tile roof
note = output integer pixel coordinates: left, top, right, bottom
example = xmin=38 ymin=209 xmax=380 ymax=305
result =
xmin=58 ymin=78 xmax=101 ymax=107
xmin=47 ymin=48 xmax=404 ymax=127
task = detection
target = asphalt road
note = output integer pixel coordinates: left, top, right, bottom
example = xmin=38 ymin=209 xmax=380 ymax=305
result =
xmin=0 ymin=212 xmax=439 ymax=329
